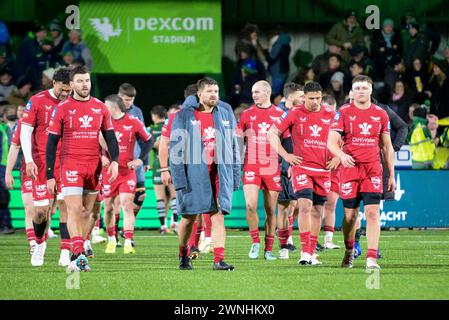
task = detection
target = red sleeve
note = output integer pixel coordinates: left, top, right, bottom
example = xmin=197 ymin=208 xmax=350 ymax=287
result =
xmin=21 ymin=97 xmax=38 ymax=127
xmin=330 ymin=110 xmax=344 ymax=132
xmin=134 ymin=118 xmax=152 ymax=141
xmin=48 ymin=105 xmax=64 ymax=135
xmin=161 ymin=113 xmax=174 ymax=138
xmin=101 ymin=104 xmax=114 ymax=131
xmin=11 ymin=120 xmax=21 ymax=145
xmin=237 ymin=111 xmax=246 ymax=135
xmin=381 ymin=111 xmax=390 ymax=135
xmin=273 ymin=109 xmax=295 ymax=134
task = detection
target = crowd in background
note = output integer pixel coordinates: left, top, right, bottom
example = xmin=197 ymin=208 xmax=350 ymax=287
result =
xmin=229 ymin=9 xmax=449 ymax=170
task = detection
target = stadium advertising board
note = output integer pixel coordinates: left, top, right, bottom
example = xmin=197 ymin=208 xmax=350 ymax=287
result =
xmin=79 ymin=0 xmax=221 ymax=73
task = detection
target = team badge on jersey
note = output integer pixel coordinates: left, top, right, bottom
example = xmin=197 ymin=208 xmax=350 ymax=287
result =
xmin=25 ymin=100 xmax=32 ymax=111
xmin=281 ymin=111 xmax=288 ymax=120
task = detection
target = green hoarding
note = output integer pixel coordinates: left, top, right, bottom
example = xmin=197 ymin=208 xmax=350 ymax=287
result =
xmin=79 ymin=0 xmax=221 ymax=74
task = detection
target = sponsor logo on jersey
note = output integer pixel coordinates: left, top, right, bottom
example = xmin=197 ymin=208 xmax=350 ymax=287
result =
xmin=115 ymin=132 xmax=123 ymax=142
xmin=273 ymin=176 xmax=280 ymax=183
xmin=321 ymin=118 xmax=331 ymax=124
xmin=250 ymin=116 xmax=257 ymax=121
xmin=349 ymin=116 xmax=357 ymax=121
xmin=280 ymin=112 xmax=288 ymax=120
xmin=309 ymin=124 xmax=322 ymax=137
xmin=359 ymin=122 xmax=372 ymax=135
xmin=69 ymin=109 xmax=76 ymax=115
xmin=24 ymin=181 xmax=33 ymax=188
xmin=299 ymin=117 xmax=307 ymax=123
xmin=45 ymin=105 xmax=52 ymax=110
xmin=25 ymin=101 xmax=32 ymax=111
xmin=123 ymin=125 xmax=133 ymax=131
xmin=370 ymin=116 xmax=380 ymax=122
xmin=269 ymin=116 xmax=279 ymax=122
xmin=79 ymin=115 xmax=93 ymax=128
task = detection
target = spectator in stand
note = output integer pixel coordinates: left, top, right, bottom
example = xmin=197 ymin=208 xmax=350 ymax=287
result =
xmin=312 ymin=44 xmax=347 ymax=76
xmin=404 ymin=57 xmax=428 ymax=104
xmin=61 ymin=30 xmax=93 ymax=70
xmin=427 ymin=114 xmax=440 ymax=146
xmin=264 ymin=26 xmax=291 ymax=99
xmin=407 ymin=104 xmax=435 ymax=169
xmin=6 ymin=77 xmax=32 ymax=107
xmin=61 ymin=51 xmax=75 ymax=68
xmin=0 ymin=69 xmax=16 ymax=103
xmin=233 ymin=59 xmax=265 ymax=105
xmin=344 ymin=61 xmax=364 ymax=93
xmin=384 ymin=55 xmax=406 ymax=100
xmin=388 ymin=80 xmax=414 ymax=122
xmin=13 ymin=22 xmax=48 ymax=89
xmin=48 ymin=19 xmax=65 ymax=62
xmin=319 ymin=54 xmax=345 ymax=91
xmin=41 ymin=67 xmax=55 ymax=90
xmin=325 ymin=9 xmax=365 ymax=63
xmin=235 ymin=23 xmax=266 ymax=65
xmin=441 ymin=45 xmax=449 ymax=77
xmin=1 ymin=104 xmax=16 ymax=143
xmin=371 ymin=18 xmax=403 ymax=82
xmin=325 ymin=71 xmax=345 ymax=106
xmin=426 ymin=58 xmax=449 ymax=119
xmin=407 ymin=103 xmax=419 ymax=126
xmin=403 ymin=22 xmax=430 ymax=68
xmin=293 ymin=66 xmax=316 ymax=85
xmin=348 ymin=44 xmax=374 ymax=78
xmin=400 ymin=10 xmax=440 ymax=57
xmin=0 ymin=45 xmax=13 ymax=72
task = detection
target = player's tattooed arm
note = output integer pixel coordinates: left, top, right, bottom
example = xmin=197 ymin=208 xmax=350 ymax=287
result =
xmin=267 ymin=126 xmax=302 ymax=165
xmin=380 ymin=133 xmax=396 ymax=192
xmin=327 ymin=131 xmax=354 ymax=168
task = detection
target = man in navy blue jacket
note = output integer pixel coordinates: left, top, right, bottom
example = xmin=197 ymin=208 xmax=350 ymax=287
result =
xmin=169 ymin=78 xmax=241 ymax=270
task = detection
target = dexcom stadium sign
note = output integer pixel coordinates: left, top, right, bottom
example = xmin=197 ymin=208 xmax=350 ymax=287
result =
xmin=80 ymin=1 xmax=221 ymax=73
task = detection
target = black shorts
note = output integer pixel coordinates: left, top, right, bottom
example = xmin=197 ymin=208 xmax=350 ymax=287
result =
xmin=278 ymin=173 xmax=295 ymax=202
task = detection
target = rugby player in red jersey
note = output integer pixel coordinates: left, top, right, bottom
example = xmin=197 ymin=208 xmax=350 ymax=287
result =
xmin=5 ymin=119 xmax=36 ymax=252
xmin=268 ymin=81 xmax=337 ymax=265
xmin=327 ymin=75 xmax=395 ymax=269
xmin=101 ymin=94 xmax=153 ymax=254
xmin=46 ymin=66 xmax=119 ymax=272
xmin=20 ymin=68 xmax=72 ymax=267
xmin=238 ymin=80 xmax=288 ymax=261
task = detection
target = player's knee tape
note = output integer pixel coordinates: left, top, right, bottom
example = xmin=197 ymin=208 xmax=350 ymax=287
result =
xmin=342 ymin=198 xmax=361 ymax=209
xmin=293 ymin=189 xmax=313 ymax=201
xmin=361 ymin=192 xmax=382 ymax=206
xmin=134 ymin=188 xmax=146 ymax=207
xmin=312 ymin=193 xmax=327 ymax=206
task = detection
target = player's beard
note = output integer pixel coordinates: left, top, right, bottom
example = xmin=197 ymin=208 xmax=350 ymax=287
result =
xmin=74 ymin=86 xmax=90 ymax=99
xmin=205 ymin=98 xmax=217 ymax=108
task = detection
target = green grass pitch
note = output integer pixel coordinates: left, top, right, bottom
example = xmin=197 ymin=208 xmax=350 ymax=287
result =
xmin=1 ymin=229 xmax=449 ymax=300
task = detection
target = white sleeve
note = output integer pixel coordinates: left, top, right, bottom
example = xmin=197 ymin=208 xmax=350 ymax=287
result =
xmin=20 ymin=123 xmax=34 ymax=163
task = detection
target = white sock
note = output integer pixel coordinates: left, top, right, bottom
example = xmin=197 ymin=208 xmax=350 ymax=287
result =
xmin=30 ymin=240 xmax=37 ymax=247
xmin=125 ymin=239 xmax=132 ymax=246
xmin=287 ymin=236 xmax=293 ymax=245
xmin=325 ymin=231 xmax=333 ymax=243
xmin=108 ymin=236 xmax=116 ymax=242
xmin=84 ymin=240 xmax=91 ymax=250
